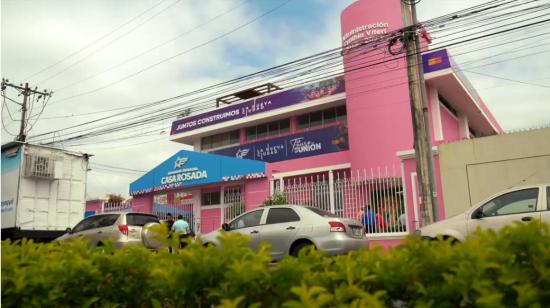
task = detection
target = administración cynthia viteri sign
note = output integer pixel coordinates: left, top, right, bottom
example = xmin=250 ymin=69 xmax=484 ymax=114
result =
xmin=342 ymin=21 xmax=390 ymax=47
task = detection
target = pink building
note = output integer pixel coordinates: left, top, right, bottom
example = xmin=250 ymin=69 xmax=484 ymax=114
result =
xmin=129 ymin=0 xmax=501 ymax=246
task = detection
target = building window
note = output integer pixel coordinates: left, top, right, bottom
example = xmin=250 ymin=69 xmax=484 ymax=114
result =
xmin=201 ymin=130 xmax=240 ymax=150
xmin=202 ymin=191 xmax=221 ymax=206
xmin=153 ymin=194 xmax=168 ymax=205
xmin=297 ymin=106 xmax=347 ymax=130
xmin=246 ymin=119 xmax=290 ymax=141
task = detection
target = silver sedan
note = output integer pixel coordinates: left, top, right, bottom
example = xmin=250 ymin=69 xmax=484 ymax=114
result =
xmin=201 ymin=205 xmax=368 ymax=261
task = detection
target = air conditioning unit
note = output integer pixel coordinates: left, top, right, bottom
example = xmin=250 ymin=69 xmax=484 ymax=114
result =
xmin=24 ymin=154 xmax=59 ymax=179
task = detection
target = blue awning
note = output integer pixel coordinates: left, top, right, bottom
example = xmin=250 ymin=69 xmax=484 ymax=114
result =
xmin=129 ymin=150 xmax=266 ymax=196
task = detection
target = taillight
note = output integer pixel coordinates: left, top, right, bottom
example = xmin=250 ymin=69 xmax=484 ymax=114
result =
xmin=118 ymin=224 xmax=129 ymax=236
xmin=329 ymin=221 xmax=346 ymax=232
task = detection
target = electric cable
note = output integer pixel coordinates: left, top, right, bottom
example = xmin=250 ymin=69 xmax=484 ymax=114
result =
xmin=27 ymin=1 xmax=550 ymax=144
xmin=22 ymin=0 xmax=172 ymax=81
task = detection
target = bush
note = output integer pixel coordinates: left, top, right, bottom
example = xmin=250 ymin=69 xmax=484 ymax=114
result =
xmin=262 ymin=192 xmax=288 ymax=206
xmin=2 ymin=222 xmax=550 ymax=307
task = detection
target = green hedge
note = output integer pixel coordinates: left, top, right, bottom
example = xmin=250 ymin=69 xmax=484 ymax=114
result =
xmin=2 ymin=222 xmax=550 ymax=307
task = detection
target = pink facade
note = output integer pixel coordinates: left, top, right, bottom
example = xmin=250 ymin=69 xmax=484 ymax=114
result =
xmin=201 ymin=208 xmax=221 ymax=234
xmin=132 ymin=195 xmax=152 ymax=213
xmin=85 ymin=200 xmax=103 ymax=215
xmin=130 ymin=0 xmax=501 ymax=248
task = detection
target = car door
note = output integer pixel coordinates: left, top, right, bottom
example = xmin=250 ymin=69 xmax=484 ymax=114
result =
xmin=228 ymin=209 xmax=265 ymax=251
xmin=259 ymin=207 xmax=301 ymax=260
xmin=69 ymin=215 xmax=102 ymax=246
xmin=468 ymin=187 xmax=541 ymax=235
xmin=92 ymin=214 xmax=121 ymax=245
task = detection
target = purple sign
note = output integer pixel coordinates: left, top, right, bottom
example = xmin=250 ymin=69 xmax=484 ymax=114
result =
xmin=422 ymin=49 xmax=451 ymax=74
xmin=171 ymin=77 xmax=345 ymax=135
xmin=212 ymin=125 xmax=349 ymax=163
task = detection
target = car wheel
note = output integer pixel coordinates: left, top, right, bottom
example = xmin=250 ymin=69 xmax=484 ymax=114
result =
xmin=290 ymin=241 xmax=315 ymax=257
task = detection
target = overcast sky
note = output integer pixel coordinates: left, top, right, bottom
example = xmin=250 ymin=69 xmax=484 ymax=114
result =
xmin=2 ymin=0 xmax=549 ymax=199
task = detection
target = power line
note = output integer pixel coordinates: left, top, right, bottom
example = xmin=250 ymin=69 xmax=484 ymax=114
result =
xmin=46 ymin=0 xmax=294 ymax=106
xmin=54 ymin=0 xmax=251 ymax=93
xmin=91 ymin=162 xmax=147 ymax=173
xmin=36 ymin=0 xmax=183 ymax=86
xmin=44 ymin=33 xmax=550 ymax=147
xmin=27 ymin=1 xmax=550 ymax=145
xmin=22 ymin=0 xmax=171 ymax=81
xmin=34 ymin=0 xmax=532 ymax=125
xmin=463 ymin=70 xmax=550 ymax=89
xmin=34 ymin=22 xmax=550 ymax=146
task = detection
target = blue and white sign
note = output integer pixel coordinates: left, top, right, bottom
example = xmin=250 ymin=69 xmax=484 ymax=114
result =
xmin=130 ymin=150 xmax=266 ymax=196
xmin=213 ymin=125 xmax=349 ymax=163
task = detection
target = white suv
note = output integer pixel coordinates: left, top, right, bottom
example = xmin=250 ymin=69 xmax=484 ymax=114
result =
xmin=56 ymin=212 xmax=163 ymax=249
xmin=418 ymin=184 xmax=550 ymax=242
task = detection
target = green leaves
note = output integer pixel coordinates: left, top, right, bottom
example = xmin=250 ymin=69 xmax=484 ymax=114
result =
xmin=2 ymin=222 xmax=550 ymax=307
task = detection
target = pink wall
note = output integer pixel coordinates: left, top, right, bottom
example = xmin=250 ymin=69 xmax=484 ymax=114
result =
xmin=201 ymin=208 xmax=221 ymax=234
xmin=402 ymin=155 xmax=446 ymax=231
xmin=341 ymin=0 xmax=415 ymax=170
xmin=245 ymin=178 xmax=270 ymax=211
xmin=85 ymin=200 xmax=103 ymax=214
xmin=440 ymin=106 xmax=461 ymax=142
xmin=369 ymin=238 xmax=404 ymax=250
xmin=132 ymin=195 xmax=153 ymax=213
xmin=269 ymin=151 xmax=350 ymax=174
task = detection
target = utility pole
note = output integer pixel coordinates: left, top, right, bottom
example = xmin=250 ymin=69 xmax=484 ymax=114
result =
xmin=400 ymin=0 xmax=439 ymax=224
xmin=1 ymin=79 xmax=53 ymax=142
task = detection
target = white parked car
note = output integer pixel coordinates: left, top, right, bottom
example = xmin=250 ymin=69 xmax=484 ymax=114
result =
xmin=418 ymin=184 xmax=550 ymax=242
xmin=201 ymin=205 xmax=368 ymax=261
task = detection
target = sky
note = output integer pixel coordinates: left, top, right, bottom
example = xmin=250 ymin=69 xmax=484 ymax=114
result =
xmin=2 ymin=0 xmax=550 ymax=198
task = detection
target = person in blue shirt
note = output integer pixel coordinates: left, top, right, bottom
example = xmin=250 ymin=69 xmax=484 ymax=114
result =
xmin=171 ymin=215 xmax=190 ymax=249
xmin=361 ymin=205 xmax=376 ymax=233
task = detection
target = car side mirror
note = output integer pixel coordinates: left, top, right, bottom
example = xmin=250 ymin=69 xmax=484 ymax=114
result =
xmin=473 ymin=209 xmax=484 ymax=219
xmin=65 ymin=227 xmax=72 ymax=234
xmin=221 ymin=223 xmax=230 ymax=231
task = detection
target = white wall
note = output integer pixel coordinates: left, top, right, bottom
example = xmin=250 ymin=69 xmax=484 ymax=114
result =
xmin=439 ymin=128 xmax=550 ymax=216
xmin=17 ymin=145 xmax=88 ymax=230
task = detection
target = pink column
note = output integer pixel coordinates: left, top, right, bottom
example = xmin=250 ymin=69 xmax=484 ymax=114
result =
xmin=341 ymin=0 xmax=414 ymax=170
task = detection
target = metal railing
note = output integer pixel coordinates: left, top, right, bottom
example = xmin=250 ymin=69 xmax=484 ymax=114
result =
xmin=103 ymin=202 xmax=132 ymax=213
xmin=223 ymin=187 xmax=244 ymax=223
xmin=276 ymin=167 xmax=407 ymax=235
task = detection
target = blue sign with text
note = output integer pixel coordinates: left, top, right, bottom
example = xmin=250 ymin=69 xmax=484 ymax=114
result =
xmin=213 ymin=125 xmax=349 ymax=163
xmin=129 ymin=150 xmax=266 ymax=195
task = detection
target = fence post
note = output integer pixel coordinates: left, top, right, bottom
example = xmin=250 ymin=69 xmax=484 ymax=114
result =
xmin=220 ymin=186 xmax=225 ymax=224
xmin=328 ymin=170 xmax=336 ymax=214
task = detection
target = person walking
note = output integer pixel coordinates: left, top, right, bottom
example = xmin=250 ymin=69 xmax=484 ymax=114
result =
xmin=171 ymin=215 xmax=191 ymax=249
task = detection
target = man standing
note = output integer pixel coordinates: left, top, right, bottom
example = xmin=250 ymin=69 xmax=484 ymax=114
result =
xmin=171 ymin=215 xmax=190 ymax=249
xmin=165 ymin=213 xmax=175 ymax=253
xmin=165 ymin=213 xmax=175 ymax=230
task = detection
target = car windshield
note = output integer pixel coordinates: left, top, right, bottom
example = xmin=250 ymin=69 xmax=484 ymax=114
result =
xmin=126 ymin=214 xmax=159 ymax=226
xmin=305 ymin=207 xmax=337 ymax=217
